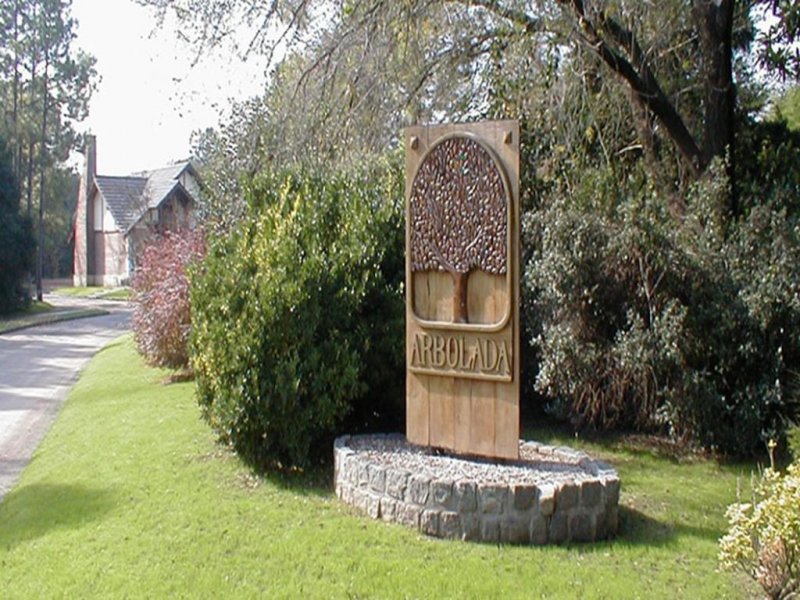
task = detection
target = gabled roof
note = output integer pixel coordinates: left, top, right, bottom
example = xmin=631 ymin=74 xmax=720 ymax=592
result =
xmin=92 ymin=160 xmax=196 ymax=233
xmin=94 ymin=175 xmax=148 ymax=232
xmin=132 ymin=161 xmax=196 ymax=212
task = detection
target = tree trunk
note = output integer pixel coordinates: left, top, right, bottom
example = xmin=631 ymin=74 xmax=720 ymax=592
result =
xmin=452 ymin=270 xmax=469 ymax=324
xmin=694 ymin=0 xmax=736 ymax=210
xmin=36 ymin=51 xmax=49 ymax=302
xmin=11 ymin=0 xmax=20 ymax=179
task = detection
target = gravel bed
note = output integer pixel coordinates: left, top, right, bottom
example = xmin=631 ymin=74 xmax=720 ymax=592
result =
xmin=346 ymin=434 xmax=605 ymax=486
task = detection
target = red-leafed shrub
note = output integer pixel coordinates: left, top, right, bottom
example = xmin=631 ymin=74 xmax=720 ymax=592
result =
xmin=132 ymin=229 xmax=206 ymax=369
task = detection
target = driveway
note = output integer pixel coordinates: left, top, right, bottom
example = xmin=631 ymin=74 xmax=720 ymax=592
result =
xmin=0 ymin=296 xmax=131 ymax=501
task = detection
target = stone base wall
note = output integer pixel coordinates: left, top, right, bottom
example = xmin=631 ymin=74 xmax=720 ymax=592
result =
xmin=334 ymin=435 xmax=620 ymax=544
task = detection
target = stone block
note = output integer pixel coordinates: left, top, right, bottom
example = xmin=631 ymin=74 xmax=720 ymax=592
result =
xmin=439 ymin=511 xmax=462 ymax=539
xmin=512 ymin=484 xmax=536 ymax=511
xmin=368 ymin=464 xmax=386 ymax=493
xmin=366 ymin=494 xmax=381 ymax=519
xmin=408 ymin=475 xmax=431 ymax=505
xmin=604 ymin=479 xmax=621 ymax=505
xmin=386 ymin=469 xmax=409 ymax=501
xmin=480 ymin=517 xmax=501 ymax=543
xmin=421 ymin=510 xmax=440 ymax=536
xmin=594 ymin=507 xmax=608 ymax=539
xmin=454 ymin=481 xmax=477 ymax=512
xmin=549 ymin=513 xmax=568 ymax=543
xmin=396 ymin=503 xmax=421 ymax=528
xmin=530 ymin=514 xmax=548 ymax=545
xmin=430 ymin=479 xmax=454 ymax=510
xmin=555 ymin=483 xmax=579 ymax=511
xmin=357 ymin=461 xmax=370 ymax=488
xmin=501 ymin=517 xmax=531 ymax=544
xmin=570 ymin=512 xmax=593 ymax=542
xmin=345 ymin=456 xmax=359 ymax=485
xmin=606 ymin=505 xmax=619 ymax=534
xmin=350 ymin=489 xmax=366 ymax=513
xmin=478 ymin=484 xmax=507 ymax=514
xmin=538 ymin=484 xmax=556 ymax=516
xmin=380 ymin=498 xmax=397 ymax=523
xmin=461 ymin=514 xmax=480 ymax=541
xmin=581 ymin=480 xmax=603 ymax=508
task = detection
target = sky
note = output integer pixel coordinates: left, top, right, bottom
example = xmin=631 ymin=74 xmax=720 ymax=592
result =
xmin=71 ymin=0 xmax=269 ymax=175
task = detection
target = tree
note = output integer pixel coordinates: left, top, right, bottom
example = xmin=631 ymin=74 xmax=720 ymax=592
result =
xmin=409 ymin=136 xmax=507 ymax=323
xmin=0 ymin=0 xmax=97 ymax=298
xmin=138 ymin=0 xmax=797 ymax=207
xmin=0 ymin=134 xmax=34 ymax=314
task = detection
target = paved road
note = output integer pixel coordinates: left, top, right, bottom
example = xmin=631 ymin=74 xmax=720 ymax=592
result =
xmin=0 ymin=296 xmax=131 ymax=501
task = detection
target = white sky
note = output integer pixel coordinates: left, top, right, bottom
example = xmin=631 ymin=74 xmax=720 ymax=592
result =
xmin=71 ymin=0 xmax=269 ymax=175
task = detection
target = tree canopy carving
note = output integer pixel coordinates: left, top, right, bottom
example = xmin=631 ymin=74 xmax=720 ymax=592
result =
xmin=410 ymin=136 xmax=507 ymax=323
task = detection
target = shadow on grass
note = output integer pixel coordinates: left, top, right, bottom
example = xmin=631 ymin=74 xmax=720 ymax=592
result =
xmin=0 ymin=483 xmax=115 ymax=550
xmin=601 ymin=506 xmax=722 ymax=549
xmin=259 ymin=462 xmax=334 ymax=497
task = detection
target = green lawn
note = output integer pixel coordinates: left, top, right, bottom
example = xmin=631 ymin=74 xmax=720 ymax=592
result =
xmin=0 ymin=336 xmax=758 ymax=598
xmin=0 ymin=302 xmax=107 ymax=334
xmin=52 ymin=286 xmax=131 ymax=301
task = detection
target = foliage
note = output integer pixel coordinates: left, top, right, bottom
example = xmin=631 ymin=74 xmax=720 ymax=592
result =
xmin=190 ymin=159 xmax=404 ymax=469
xmin=524 ymin=162 xmax=800 ymax=456
xmin=0 ymin=136 xmax=34 ymax=314
xmin=720 ymin=459 xmax=800 ymax=599
xmin=132 ymin=229 xmax=205 ymax=370
xmin=774 ymin=85 xmax=800 ymax=131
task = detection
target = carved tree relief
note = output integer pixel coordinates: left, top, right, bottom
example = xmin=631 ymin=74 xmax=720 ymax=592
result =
xmin=410 ymin=136 xmax=507 ymax=323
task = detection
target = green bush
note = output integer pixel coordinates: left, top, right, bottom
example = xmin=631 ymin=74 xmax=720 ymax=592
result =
xmin=190 ymin=159 xmax=404 ymax=469
xmin=523 ymin=162 xmax=800 ymax=456
xmin=719 ymin=459 xmax=800 ymax=599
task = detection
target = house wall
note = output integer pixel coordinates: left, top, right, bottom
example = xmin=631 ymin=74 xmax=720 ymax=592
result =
xmin=179 ymin=170 xmax=200 ymax=200
xmin=88 ymin=230 xmax=129 ymax=287
xmin=157 ymin=190 xmax=194 ymax=232
xmin=73 ymin=135 xmax=96 ymax=287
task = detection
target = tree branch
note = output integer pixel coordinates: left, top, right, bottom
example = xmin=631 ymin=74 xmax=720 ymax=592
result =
xmin=561 ymin=0 xmax=705 ymax=176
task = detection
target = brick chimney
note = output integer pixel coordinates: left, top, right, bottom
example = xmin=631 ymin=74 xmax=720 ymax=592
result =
xmin=73 ymin=135 xmax=96 ymax=286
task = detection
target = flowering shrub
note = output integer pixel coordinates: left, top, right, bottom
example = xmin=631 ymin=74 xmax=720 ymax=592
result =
xmin=719 ymin=459 xmax=800 ymax=599
xmin=132 ymin=229 xmax=206 ymax=369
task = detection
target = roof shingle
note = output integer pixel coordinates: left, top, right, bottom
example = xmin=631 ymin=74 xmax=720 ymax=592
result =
xmin=93 ymin=161 xmax=194 ymax=233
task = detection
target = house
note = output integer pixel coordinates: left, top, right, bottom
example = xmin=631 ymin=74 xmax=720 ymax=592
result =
xmin=73 ymin=136 xmax=199 ymax=287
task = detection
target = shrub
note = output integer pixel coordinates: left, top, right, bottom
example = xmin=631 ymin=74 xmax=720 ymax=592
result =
xmin=132 ymin=229 xmax=206 ymax=369
xmin=523 ymin=162 xmax=800 ymax=455
xmin=190 ymin=158 xmax=404 ymax=469
xmin=719 ymin=459 xmax=800 ymax=599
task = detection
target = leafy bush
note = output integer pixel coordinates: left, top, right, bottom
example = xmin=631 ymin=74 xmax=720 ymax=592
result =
xmin=523 ymin=163 xmax=800 ymax=455
xmin=0 ymin=136 xmax=34 ymax=314
xmin=132 ymin=229 xmax=205 ymax=369
xmin=190 ymin=159 xmax=404 ymax=469
xmin=719 ymin=459 xmax=800 ymax=599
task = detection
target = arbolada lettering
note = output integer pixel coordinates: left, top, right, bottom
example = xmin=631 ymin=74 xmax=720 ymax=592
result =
xmin=409 ymin=331 xmax=512 ymax=381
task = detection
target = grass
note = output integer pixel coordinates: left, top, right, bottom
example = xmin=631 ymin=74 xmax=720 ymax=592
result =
xmin=52 ymin=286 xmax=131 ymax=301
xmin=0 ymin=302 xmax=107 ymax=334
xmin=0 ymin=336 xmax=759 ymax=599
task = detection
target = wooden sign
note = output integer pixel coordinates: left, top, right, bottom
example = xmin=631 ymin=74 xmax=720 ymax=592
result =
xmin=405 ymin=120 xmax=520 ymax=460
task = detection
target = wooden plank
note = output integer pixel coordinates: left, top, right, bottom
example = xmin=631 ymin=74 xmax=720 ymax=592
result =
xmin=428 ymin=375 xmax=455 ymax=450
xmin=467 ymin=271 xmax=506 ymax=326
xmin=469 ymin=380 xmax=496 ymax=457
xmin=453 ymin=378 xmax=472 ymax=453
xmin=406 ymin=368 xmax=429 ymax=446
